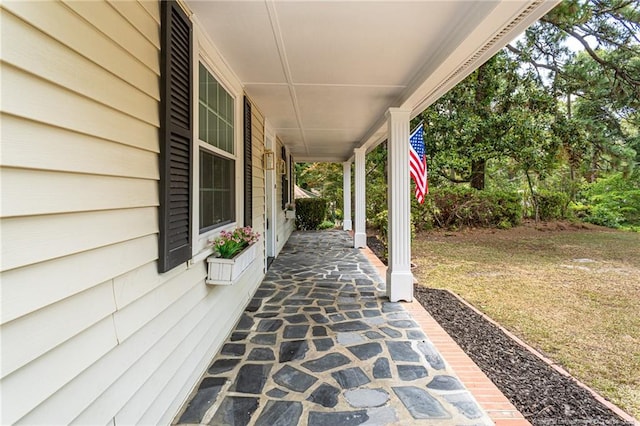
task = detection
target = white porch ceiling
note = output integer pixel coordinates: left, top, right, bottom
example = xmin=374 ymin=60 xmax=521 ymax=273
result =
xmin=188 ymin=0 xmax=558 ymax=162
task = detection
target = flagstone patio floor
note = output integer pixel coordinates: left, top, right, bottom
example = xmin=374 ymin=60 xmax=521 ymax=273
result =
xmin=173 ymin=230 xmax=507 ymax=425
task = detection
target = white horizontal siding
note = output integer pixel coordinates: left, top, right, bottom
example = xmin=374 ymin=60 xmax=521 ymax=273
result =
xmin=2 ymin=0 xmax=159 ymax=99
xmin=2 ymin=64 xmax=158 ymax=152
xmin=1 ymin=10 xmax=158 ymax=127
xmin=15 ymin=281 xmax=206 ymax=425
xmin=117 ymin=0 xmax=161 ymax=45
xmin=1 ymin=207 xmax=158 ymax=272
xmin=113 ymin=261 xmax=187 ymax=311
xmin=1 ymin=281 xmax=116 ymax=379
xmin=61 ymin=0 xmax=159 ymax=75
xmin=138 ymin=0 xmax=161 ymax=24
xmin=1 ymin=168 xmax=158 ymax=218
xmin=1 ymin=2 xmax=271 ymax=426
xmin=1 ymin=317 xmax=118 ymax=425
xmin=112 ymin=265 xmax=205 ymax=342
xmin=1 ymin=114 xmax=159 ymax=178
xmin=0 ymin=235 xmax=158 ymax=325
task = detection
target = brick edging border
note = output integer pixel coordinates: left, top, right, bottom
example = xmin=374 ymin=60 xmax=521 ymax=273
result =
xmin=443 ymin=289 xmax=640 ymax=426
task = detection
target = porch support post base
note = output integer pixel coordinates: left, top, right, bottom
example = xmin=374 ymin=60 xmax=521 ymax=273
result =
xmin=386 ymin=270 xmax=414 ymax=302
xmin=354 ymin=232 xmax=367 ymax=249
xmin=385 ymin=108 xmax=414 ymax=302
xmin=343 ymin=219 xmax=353 ymax=230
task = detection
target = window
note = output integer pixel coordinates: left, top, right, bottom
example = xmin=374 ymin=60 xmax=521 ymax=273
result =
xmin=198 ymin=63 xmax=235 ymax=233
xmin=199 ymin=150 xmax=234 ymax=230
xmin=159 ymin=1 xmax=249 ymax=272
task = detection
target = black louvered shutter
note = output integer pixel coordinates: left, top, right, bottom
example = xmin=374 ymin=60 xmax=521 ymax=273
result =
xmin=281 ymin=146 xmax=288 ymax=210
xmin=243 ymin=97 xmax=253 ymax=227
xmin=158 ymin=1 xmax=192 ymax=273
xmin=289 ymin=155 xmax=294 ymax=202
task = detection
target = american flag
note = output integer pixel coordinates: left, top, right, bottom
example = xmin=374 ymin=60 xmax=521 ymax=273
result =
xmin=409 ymin=123 xmax=428 ymax=204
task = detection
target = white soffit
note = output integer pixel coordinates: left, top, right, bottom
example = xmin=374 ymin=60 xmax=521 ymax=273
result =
xmin=189 ymin=0 xmax=558 ymax=162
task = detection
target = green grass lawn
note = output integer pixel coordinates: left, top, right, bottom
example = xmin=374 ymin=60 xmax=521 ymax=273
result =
xmin=412 ymin=223 xmax=640 ymax=420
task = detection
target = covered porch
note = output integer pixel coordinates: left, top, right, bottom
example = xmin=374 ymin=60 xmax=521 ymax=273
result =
xmin=174 ymin=231 xmax=525 ymax=425
xmin=188 ymin=0 xmax=559 ymax=303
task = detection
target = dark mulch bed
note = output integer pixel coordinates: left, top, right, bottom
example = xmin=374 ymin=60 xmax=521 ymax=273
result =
xmin=366 ymin=236 xmax=387 ymax=265
xmin=414 ymin=286 xmax=634 ymax=426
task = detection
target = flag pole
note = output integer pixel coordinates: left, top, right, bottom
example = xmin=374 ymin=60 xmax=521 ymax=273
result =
xmin=410 ymin=120 xmax=424 ymax=136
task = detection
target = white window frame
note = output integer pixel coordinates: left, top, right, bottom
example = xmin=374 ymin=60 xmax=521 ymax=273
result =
xmin=191 ymin=20 xmax=244 ymax=259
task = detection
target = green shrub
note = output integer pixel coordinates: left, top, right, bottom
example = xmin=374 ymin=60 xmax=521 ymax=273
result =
xmin=295 ymin=198 xmax=328 ymax=230
xmin=423 ymin=186 xmax=522 ymax=230
xmin=573 ymin=173 xmax=640 ymax=229
xmin=318 ymin=220 xmax=335 ymax=230
xmin=535 ymin=190 xmax=569 ymax=221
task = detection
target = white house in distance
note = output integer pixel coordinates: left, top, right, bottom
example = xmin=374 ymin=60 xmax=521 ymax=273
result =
xmin=0 ymin=1 xmax=557 ymax=424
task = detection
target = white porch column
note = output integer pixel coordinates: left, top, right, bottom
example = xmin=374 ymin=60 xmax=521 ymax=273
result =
xmin=386 ymin=108 xmax=413 ymax=302
xmin=353 ymin=148 xmax=367 ymax=248
xmin=342 ymin=161 xmax=352 ymax=231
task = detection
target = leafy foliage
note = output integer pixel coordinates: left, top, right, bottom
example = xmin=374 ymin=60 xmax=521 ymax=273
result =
xmin=572 ymin=172 xmax=640 ymax=228
xmin=208 ymin=227 xmax=260 ymax=259
xmin=534 ymin=190 xmax=571 ymax=221
xmin=318 ymin=220 xmax=335 ymax=230
xmin=295 ymin=198 xmax=328 ymax=230
xmin=414 ymin=187 xmax=522 ymax=230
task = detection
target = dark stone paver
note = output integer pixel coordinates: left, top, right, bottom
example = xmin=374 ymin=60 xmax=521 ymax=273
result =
xmin=313 ymin=338 xmax=334 ymax=351
xmin=312 ymin=325 xmax=327 ymax=336
xmin=302 ymin=353 xmax=351 ymax=372
xmin=373 ymin=357 xmax=392 ymax=379
xmin=255 ymin=400 xmax=303 ymax=426
xmin=177 ymin=377 xmax=225 ymax=423
xmin=427 ymin=375 xmax=464 ymax=391
xmin=247 ymin=347 xmax=275 ymax=361
xmin=230 ymin=364 xmax=272 ymax=394
xmin=266 ymin=388 xmax=289 ymax=398
xmin=221 ymin=343 xmax=245 ymax=357
xmin=393 ymin=386 xmax=450 ymax=419
xmin=175 ymin=231 xmax=492 ymax=426
xmin=283 ymin=325 xmax=309 ymax=339
xmin=230 ymin=332 xmax=248 ymax=341
xmin=250 ymin=333 xmax=277 ymax=345
xmin=328 ymin=320 xmax=370 ymax=332
xmin=284 ymin=314 xmax=307 ymax=324
xmin=379 ymin=326 xmax=402 ymax=338
xmin=273 ymin=365 xmax=317 ymax=392
xmin=208 ymin=358 xmax=239 ymax=375
xmin=397 ymin=364 xmax=428 ymax=381
xmin=257 ymin=319 xmax=283 ymax=332
xmin=386 ymin=341 xmax=420 ymax=362
xmin=418 ymin=340 xmax=446 ymax=370
xmin=331 ymin=367 xmax=371 ymax=389
xmin=347 ymin=342 xmax=382 ymax=360
xmin=279 ymin=340 xmax=309 ymax=362
xmin=307 ymin=383 xmax=340 ymax=408
xmin=308 ymin=410 xmax=369 ymax=426
xmin=208 ymin=396 xmax=259 ymax=425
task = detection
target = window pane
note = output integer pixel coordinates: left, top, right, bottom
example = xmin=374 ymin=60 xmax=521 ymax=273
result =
xmin=198 ymin=63 xmax=234 ymax=154
xmin=200 ymin=150 xmax=235 ymax=232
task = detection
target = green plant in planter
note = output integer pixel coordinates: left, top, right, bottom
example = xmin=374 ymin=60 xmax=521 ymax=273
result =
xmin=209 ymin=227 xmax=260 ymax=259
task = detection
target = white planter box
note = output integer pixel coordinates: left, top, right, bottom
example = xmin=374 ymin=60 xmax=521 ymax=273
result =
xmin=285 ymin=210 xmax=296 ymax=219
xmin=206 ymin=243 xmax=257 ymax=285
